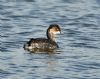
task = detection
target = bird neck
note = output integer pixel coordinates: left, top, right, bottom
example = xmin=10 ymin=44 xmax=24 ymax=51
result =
xmin=47 ymin=30 xmax=55 ymax=41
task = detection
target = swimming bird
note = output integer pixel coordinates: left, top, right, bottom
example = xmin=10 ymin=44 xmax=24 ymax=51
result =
xmin=24 ymin=24 xmax=61 ymax=52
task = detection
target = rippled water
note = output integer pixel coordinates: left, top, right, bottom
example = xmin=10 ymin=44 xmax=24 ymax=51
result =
xmin=0 ymin=0 xmax=100 ymax=79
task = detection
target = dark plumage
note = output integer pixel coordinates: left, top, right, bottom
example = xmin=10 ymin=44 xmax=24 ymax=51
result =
xmin=24 ymin=24 xmax=61 ymax=52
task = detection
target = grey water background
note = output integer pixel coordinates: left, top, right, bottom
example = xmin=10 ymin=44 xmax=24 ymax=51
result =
xmin=0 ymin=0 xmax=100 ymax=79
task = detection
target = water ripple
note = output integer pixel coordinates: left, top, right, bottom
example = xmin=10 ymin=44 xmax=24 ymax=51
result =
xmin=0 ymin=0 xmax=100 ymax=79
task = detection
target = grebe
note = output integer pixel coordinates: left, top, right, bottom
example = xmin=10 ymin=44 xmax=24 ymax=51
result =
xmin=24 ymin=24 xmax=61 ymax=52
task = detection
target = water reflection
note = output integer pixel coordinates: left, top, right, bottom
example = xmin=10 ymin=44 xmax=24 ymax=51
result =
xmin=22 ymin=51 xmax=61 ymax=78
xmin=0 ymin=0 xmax=100 ymax=79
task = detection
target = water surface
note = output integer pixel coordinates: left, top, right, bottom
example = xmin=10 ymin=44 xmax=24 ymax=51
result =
xmin=0 ymin=0 xmax=100 ymax=79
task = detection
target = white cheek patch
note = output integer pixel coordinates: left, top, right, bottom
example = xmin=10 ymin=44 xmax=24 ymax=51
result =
xmin=53 ymin=31 xmax=61 ymax=34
